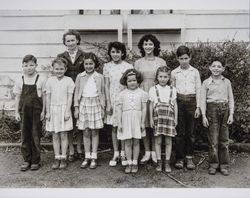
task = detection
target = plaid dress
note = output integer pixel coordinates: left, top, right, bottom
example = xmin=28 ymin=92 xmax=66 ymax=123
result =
xmin=153 ymin=86 xmax=176 ymax=137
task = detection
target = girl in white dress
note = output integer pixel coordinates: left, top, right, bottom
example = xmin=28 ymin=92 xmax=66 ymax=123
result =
xmin=45 ymin=57 xmax=75 ymax=169
xmin=103 ymin=41 xmax=133 ymax=167
xmin=117 ymin=69 xmax=148 ymax=173
xmin=134 ymin=34 xmax=166 ymax=164
xmin=74 ymin=52 xmax=105 ymax=169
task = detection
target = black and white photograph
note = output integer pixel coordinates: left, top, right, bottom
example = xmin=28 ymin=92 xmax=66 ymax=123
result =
xmin=0 ymin=0 xmax=250 ymax=197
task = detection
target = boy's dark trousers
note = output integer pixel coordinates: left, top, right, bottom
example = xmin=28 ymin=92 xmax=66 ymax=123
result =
xmin=19 ymin=75 xmax=42 ymax=164
xmin=175 ymin=94 xmax=197 ymax=160
xmin=207 ymin=102 xmax=230 ymax=169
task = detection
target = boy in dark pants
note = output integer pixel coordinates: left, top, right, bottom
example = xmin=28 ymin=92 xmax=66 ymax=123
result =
xmin=14 ymin=55 xmax=46 ymax=171
xmin=201 ymin=58 xmax=234 ymax=176
xmin=171 ymin=46 xmax=201 ymax=170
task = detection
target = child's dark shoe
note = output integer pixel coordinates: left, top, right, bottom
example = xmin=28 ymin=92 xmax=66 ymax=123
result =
xmin=125 ymin=165 xmax=132 ymax=174
xmin=186 ymin=157 xmax=195 ymax=170
xmin=52 ymin=159 xmax=60 ymax=170
xmin=208 ymin=167 xmax=216 ymax=175
xmin=89 ymin=159 xmax=97 ymax=169
xmin=174 ymin=160 xmax=184 ymax=169
xmin=20 ymin=162 xmax=30 ymax=171
xmin=68 ymin=154 xmax=75 ymax=162
xmin=156 ymin=160 xmax=162 ymax=172
xmin=59 ymin=159 xmax=67 ymax=169
xmin=164 ymin=160 xmax=171 ymax=173
xmin=131 ymin=165 xmax=138 ymax=173
xmin=220 ymin=168 xmax=229 ymax=176
xmin=30 ymin=164 xmax=40 ymax=171
xmin=81 ymin=158 xmax=90 ymax=169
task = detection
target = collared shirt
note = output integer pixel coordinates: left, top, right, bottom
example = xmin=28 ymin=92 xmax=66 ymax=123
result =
xmin=67 ymin=48 xmax=78 ymax=64
xmin=82 ymin=72 xmax=98 ymax=97
xmin=171 ymin=65 xmax=201 ymax=107
xmin=200 ymin=75 xmax=234 ymax=115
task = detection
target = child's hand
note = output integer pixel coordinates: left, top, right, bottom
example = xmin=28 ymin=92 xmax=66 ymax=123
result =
xmin=46 ymin=113 xmax=50 ymax=121
xmin=40 ymin=111 xmax=45 ymax=121
xmin=227 ymin=114 xmax=234 ymax=125
xmin=194 ymin=107 xmax=201 ymax=118
xmin=106 ymin=104 xmax=113 ymax=115
xmin=74 ymin=108 xmax=79 ymax=119
xmin=64 ymin=111 xmax=70 ymax=121
xmin=202 ymin=116 xmax=209 ymax=128
xmin=15 ymin=112 xmax=21 ymax=122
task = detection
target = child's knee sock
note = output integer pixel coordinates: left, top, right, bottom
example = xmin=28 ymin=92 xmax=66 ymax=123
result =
xmin=91 ymin=152 xmax=97 ymax=159
xmin=85 ymin=152 xmax=91 ymax=159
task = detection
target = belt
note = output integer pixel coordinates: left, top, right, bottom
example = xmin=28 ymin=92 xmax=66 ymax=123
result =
xmin=177 ymin=93 xmax=196 ymax=98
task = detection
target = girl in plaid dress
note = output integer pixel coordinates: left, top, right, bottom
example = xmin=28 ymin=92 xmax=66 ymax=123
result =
xmin=149 ymin=66 xmax=178 ymax=173
xmin=74 ymin=53 xmax=105 ymax=169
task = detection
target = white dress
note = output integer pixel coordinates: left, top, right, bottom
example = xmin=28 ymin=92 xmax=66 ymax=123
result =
xmin=45 ymin=76 xmax=75 ymax=133
xmin=116 ymin=88 xmax=148 ymax=140
xmin=103 ymin=61 xmax=133 ymax=126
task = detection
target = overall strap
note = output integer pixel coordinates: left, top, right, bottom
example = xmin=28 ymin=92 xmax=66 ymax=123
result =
xmin=34 ymin=74 xmax=39 ymax=84
xmin=155 ymin=86 xmax=161 ymax=103
xmin=168 ymin=85 xmax=173 ymax=104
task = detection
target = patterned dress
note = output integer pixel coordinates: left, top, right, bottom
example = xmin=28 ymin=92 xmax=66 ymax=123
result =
xmin=103 ymin=61 xmax=133 ymax=126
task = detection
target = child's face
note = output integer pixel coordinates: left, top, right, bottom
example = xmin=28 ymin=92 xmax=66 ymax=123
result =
xmin=110 ymin=47 xmax=123 ymax=63
xmin=53 ymin=63 xmax=66 ymax=79
xmin=22 ymin=60 xmax=37 ymax=76
xmin=177 ymin=54 xmax=191 ymax=68
xmin=84 ymin=58 xmax=95 ymax=74
xmin=157 ymin=71 xmax=170 ymax=87
xmin=127 ymin=75 xmax=138 ymax=90
xmin=209 ymin=61 xmax=225 ymax=77
xmin=65 ymin=35 xmax=78 ymax=51
xmin=143 ymin=39 xmax=154 ymax=55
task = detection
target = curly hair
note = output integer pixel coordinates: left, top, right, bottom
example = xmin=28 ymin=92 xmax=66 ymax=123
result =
xmin=120 ymin=68 xmax=143 ymax=86
xmin=83 ymin=52 xmax=100 ymax=68
xmin=155 ymin=66 xmax=171 ymax=85
xmin=108 ymin=41 xmax=127 ymax=60
xmin=176 ymin=45 xmax=190 ymax=57
xmin=52 ymin=57 xmax=68 ymax=69
xmin=137 ymin=34 xmax=161 ymax=57
xmin=63 ymin=30 xmax=81 ymax=46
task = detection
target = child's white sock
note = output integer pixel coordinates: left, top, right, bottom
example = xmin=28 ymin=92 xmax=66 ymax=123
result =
xmin=55 ymin=155 xmax=61 ymax=160
xmin=132 ymin=160 xmax=138 ymax=165
xmin=60 ymin=155 xmax=67 ymax=160
xmin=151 ymin=151 xmax=157 ymax=162
xmin=145 ymin=151 xmax=151 ymax=157
xmin=127 ymin=160 xmax=133 ymax=165
xmin=91 ymin=152 xmax=97 ymax=159
xmin=85 ymin=152 xmax=91 ymax=159
xmin=120 ymin=150 xmax=125 ymax=157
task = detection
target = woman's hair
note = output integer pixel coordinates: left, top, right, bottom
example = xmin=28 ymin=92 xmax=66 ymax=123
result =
xmin=22 ymin=54 xmax=37 ymax=64
xmin=120 ymin=68 xmax=143 ymax=86
xmin=155 ymin=66 xmax=171 ymax=85
xmin=176 ymin=45 xmax=190 ymax=57
xmin=52 ymin=57 xmax=68 ymax=69
xmin=83 ymin=52 xmax=100 ymax=68
xmin=63 ymin=30 xmax=81 ymax=46
xmin=108 ymin=41 xmax=127 ymax=60
xmin=137 ymin=34 xmax=161 ymax=57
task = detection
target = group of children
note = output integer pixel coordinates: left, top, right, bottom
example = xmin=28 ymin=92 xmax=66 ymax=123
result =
xmin=14 ymin=30 xmax=234 ymax=176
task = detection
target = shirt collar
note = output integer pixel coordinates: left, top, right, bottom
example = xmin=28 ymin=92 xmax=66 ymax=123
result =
xmin=67 ymin=48 xmax=78 ymax=55
xmin=175 ymin=65 xmax=195 ymax=73
xmin=79 ymin=71 xmax=98 ymax=77
xmin=207 ymin=75 xmax=225 ymax=85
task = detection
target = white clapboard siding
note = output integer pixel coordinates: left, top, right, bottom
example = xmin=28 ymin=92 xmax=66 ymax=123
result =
xmin=0 ymin=58 xmax=55 ymax=72
xmin=0 ymin=10 xmax=77 ymax=16
xmin=0 ymin=30 xmax=64 ymax=44
xmin=185 ymin=29 xmax=249 ymax=42
xmin=0 ymin=16 xmax=64 ymax=30
xmin=0 ymin=44 xmax=64 ymax=58
xmin=186 ymin=14 xmax=248 ymax=29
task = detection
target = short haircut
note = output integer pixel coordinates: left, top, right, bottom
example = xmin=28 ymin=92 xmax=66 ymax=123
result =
xmin=108 ymin=41 xmax=127 ymax=60
xmin=210 ymin=56 xmax=226 ymax=66
xmin=22 ymin=54 xmax=37 ymax=64
xmin=63 ymin=30 xmax=81 ymax=45
xmin=83 ymin=52 xmax=100 ymax=68
xmin=137 ymin=34 xmax=161 ymax=57
xmin=155 ymin=66 xmax=171 ymax=85
xmin=120 ymin=68 xmax=143 ymax=86
xmin=52 ymin=57 xmax=68 ymax=69
xmin=176 ymin=45 xmax=190 ymax=57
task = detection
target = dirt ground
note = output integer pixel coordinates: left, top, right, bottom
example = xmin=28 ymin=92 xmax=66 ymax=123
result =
xmin=0 ymin=147 xmax=250 ymax=188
